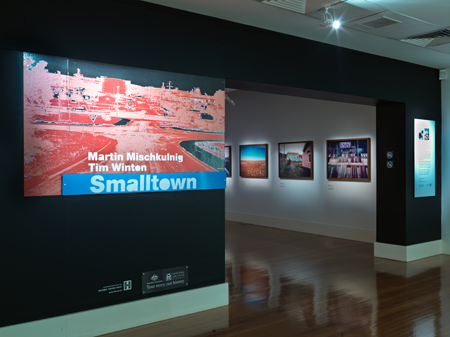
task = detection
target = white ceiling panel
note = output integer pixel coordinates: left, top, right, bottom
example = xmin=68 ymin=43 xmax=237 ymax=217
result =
xmin=306 ymin=2 xmax=381 ymax=22
xmin=257 ymin=0 xmax=345 ymax=15
xmin=430 ymin=43 xmax=450 ymax=54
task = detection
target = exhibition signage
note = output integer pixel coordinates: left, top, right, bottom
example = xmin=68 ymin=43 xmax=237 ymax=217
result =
xmin=142 ymin=265 xmax=189 ymax=294
xmin=62 ymin=172 xmax=226 ymax=196
xmin=23 ymin=52 xmax=225 ymax=196
xmin=414 ymin=119 xmax=435 ymax=198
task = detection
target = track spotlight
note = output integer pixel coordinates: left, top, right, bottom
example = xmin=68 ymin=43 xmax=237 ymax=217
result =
xmin=319 ymin=7 xmax=340 ymax=29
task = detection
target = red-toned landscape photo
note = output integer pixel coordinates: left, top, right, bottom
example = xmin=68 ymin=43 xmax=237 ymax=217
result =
xmin=239 ymin=144 xmax=268 ymax=178
xmin=23 ymin=53 xmax=225 ymax=196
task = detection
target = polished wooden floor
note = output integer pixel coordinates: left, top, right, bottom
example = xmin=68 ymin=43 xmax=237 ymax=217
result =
xmin=104 ymin=221 xmax=450 ymax=337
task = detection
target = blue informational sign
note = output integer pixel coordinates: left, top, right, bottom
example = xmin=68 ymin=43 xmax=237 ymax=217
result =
xmin=63 ymin=172 xmax=226 ymax=196
xmin=414 ymin=119 xmax=436 ymax=198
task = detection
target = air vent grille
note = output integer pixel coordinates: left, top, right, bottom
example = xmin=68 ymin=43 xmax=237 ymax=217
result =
xmin=401 ymin=28 xmax=450 ymax=50
xmin=401 ymin=38 xmax=434 ymax=48
xmin=257 ymin=0 xmax=306 ymax=14
xmin=410 ymin=28 xmax=450 ymax=40
xmin=359 ymin=16 xmax=401 ymax=30
xmin=254 ymin=0 xmax=345 ymax=15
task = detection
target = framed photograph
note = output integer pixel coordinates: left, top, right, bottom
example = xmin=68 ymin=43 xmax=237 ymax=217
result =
xmin=239 ymin=144 xmax=268 ymax=178
xmin=278 ymin=141 xmax=313 ymax=179
xmin=225 ymin=146 xmax=232 ymax=177
xmin=327 ymin=138 xmax=370 ymax=181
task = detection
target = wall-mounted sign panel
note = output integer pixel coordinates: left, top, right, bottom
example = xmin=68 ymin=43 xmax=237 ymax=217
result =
xmin=414 ymin=119 xmax=435 ymax=198
xmin=142 ymin=266 xmax=188 ymax=294
xmin=23 ymin=53 xmax=225 ymax=196
xmin=62 ymin=172 xmax=225 ymax=196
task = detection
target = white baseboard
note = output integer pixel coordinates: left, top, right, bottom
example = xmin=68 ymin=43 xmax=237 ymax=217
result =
xmin=442 ymin=240 xmax=450 ymax=255
xmin=0 ymin=283 xmax=229 ymax=337
xmin=225 ymin=211 xmax=376 ymax=243
xmin=374 ymin=253 xmax=444 ymax=277
xmin=374 ymin=241 xmax=442 ymax=262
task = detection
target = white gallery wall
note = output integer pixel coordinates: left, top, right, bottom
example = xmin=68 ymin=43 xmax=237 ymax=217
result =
xmin=225 ymin=90 xmax=376 ymax=242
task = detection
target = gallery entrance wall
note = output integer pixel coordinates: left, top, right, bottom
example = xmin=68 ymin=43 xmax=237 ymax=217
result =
xmin=0 ymin=0 xmax=443 ymax=332
xmin=225 ymin=90 xmax=376 ymax=241
xmin=1 ymin=47 xmax=227 ymax=329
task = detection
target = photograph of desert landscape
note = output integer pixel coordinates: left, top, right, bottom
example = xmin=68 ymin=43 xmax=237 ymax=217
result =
xmin=240 ymin=144 xmax=268 ymax=178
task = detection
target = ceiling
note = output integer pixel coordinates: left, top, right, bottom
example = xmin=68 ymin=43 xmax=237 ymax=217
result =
xmin=142 ymin=0 xmax=450 ymax=70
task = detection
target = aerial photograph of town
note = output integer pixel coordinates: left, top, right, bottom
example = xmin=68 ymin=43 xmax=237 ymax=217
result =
xmin=23 ymin=53 xmax=225 ymax=196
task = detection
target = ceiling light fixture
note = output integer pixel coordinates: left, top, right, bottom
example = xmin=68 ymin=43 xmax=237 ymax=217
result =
xmin=320 ymin=7 xmax=340 ymax=29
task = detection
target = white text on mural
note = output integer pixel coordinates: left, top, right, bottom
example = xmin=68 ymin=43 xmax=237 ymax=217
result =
xmin=87 ymin=152 xmax=184 ymax=172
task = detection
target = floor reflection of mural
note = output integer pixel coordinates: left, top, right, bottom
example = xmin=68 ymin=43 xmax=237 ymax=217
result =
xmin=23 ymin=53 xmax=225 ymax=196
xmin=326 ymin=290 xmax=373 ymax=336
xmin=279 ymin=279 xmax=316 ymax=329
xmin=240 ymin=265 xmax=269 ymax=306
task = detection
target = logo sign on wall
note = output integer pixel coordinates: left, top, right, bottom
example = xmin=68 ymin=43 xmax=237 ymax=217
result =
xmin=142 ymin=266 xmax=188 ymax=294
xmin=23 ymin=53 xmax=226 ymax=196
xmin=414 ymin=119 xmax=435 ymax=198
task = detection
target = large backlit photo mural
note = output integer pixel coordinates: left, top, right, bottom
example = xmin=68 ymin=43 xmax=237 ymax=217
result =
xmin=23 ymin=53 xmax=225 ymax=196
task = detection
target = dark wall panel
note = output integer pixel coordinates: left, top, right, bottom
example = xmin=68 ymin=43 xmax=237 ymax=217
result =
xmin=0 ymin=3 xmax=227 ymax=326
xmin=376 ymin=103 xmax=407 ymax=245
xmin=64 ymin=190 xmax=224 ymax=314
xmin=0 ymin=49 xmax=68 ymax=324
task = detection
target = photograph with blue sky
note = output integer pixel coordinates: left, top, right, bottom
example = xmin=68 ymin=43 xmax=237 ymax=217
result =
xmin=241 ymin=145 xmax=267 ymax=161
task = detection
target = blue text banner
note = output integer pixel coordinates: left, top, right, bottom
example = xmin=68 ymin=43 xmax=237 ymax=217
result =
xmin=63 ymin=172 xmax=226 ymax=196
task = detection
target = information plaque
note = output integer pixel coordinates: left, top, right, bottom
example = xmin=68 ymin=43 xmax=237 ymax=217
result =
xmin=142 ymin=266 xmax=188 ymax=294
xmin=414 ymin=119 xmax=435 ymax=198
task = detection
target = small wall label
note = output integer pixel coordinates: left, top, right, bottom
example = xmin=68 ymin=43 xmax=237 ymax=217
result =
xmin=142 ymin=266 xmax=188 ymax=294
